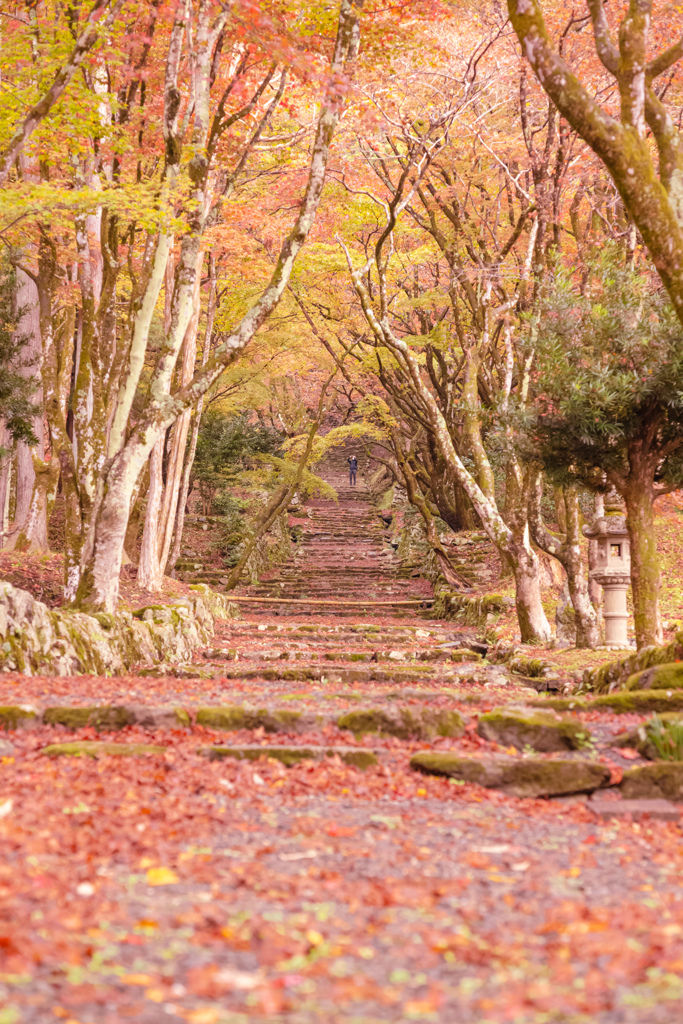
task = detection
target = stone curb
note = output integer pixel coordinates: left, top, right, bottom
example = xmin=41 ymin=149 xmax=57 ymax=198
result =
xmin=0 ymin=702 xmax=464 ymax=740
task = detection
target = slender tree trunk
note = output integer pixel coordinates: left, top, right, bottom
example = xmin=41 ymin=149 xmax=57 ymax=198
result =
xmin=562 ymin=487 xmax=600 ymax=648
xmin=623 ymin=482 xmax=663 ymax=648
xmin=588 ymin=492 xmax=604 ymax=615
xmin=168 ymin=255 xmax=217 ymax=574
xmin=157 ymin=255 xmax=203 ymax=575
xmin=10 ymin=269 xmax=47 ymax=550
xmin=137 ymin=437 xmax=165 ymax=590
xmin=462 ymin=347 xmax=496 ymax=503
xmin=0 ymin=422 xmax=10 ymax=548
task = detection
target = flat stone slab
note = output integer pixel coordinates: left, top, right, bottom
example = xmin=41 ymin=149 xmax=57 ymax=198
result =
xmin=477 ymin=707 xmax=589 ymax=752
xmin=336 ymin=707 xmax=463 ymax=740
xmin=410 ymin=752 xmax=610 ymax=798
xmin=41 ymin=741 xmax=167 ymax=758
xmin=589 ymin=798 xmax=682 ymax=821
xmin=200 ymin=745 xmax=378 ymax=768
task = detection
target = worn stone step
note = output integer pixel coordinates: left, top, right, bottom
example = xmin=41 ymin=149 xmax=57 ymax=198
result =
xmin=201 ymin=745 xmax=379 ymax=768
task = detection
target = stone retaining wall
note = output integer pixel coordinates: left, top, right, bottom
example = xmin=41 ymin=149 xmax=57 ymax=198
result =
xmin=0 ymin=582 xmax=240 ymax=677
xmin=431 ymin=586 xmax=511 ymax=631
xmin=581 ymin=629 xmax=683 ymax=694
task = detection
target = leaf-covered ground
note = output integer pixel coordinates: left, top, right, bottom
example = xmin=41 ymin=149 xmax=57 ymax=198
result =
xmin=3 ymin=722 xmax=683 ymax=1024
xmin=2 ymin=480 xmax=683 ymax=1022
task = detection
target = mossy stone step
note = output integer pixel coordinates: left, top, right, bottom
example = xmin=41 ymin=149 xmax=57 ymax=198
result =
xmin=196 ymin=706 xmax=319 ymax=732
xmin=477 ymin=708 xmax=590 ymax=752
xmin=41 ymin=741 xmax=167 ymax=758
xmin=43 ymin=705 xmax=190 ymax=730
xmin=337 ymin=708 xmax=463 ymax=740
xmin=0 ymin=706 xmax=38 ymax=729
xmin=534 ymin=690 xmax=683 ymax=714
xmin=620 ymin=763 xmax=683 ymax=800
xmin=626 ymin=662 xmax=683 ymax=691
xmin=201 ymin=745 xmax=378 ymax=768
xmin=410 ymin=752 xmax=610 ymax=798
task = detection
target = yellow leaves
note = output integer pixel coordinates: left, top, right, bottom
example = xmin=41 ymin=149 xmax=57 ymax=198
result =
xmin=146 ymin=866 xmax=179 ymax=886
xmin=185 ymin=1008 xmax=221 ymax=1024
xmin=121 ymin=973 xmax=155 ymax=986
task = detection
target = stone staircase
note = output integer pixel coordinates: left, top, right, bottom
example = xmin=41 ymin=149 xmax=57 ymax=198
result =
xmin=234 ymin=455 xmax=433 ymax=616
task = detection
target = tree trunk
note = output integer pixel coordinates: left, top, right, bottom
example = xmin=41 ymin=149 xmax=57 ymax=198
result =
xmin=168 ymin=255 xmax=217 ymax=574
xmin=10 ymin=269 xmax=47 ymax=551
xmin=588 ymin=493 xmax=604 ymax=615
xmin=623 ymin=483 xmax=663 ymax=648
xmin=137 ymin=436 xmax=165 ymax=591
xmin=528 ymin=474 xmax=599 ymax=648
xmin=512 ymin=544 xmax=553 ymax=645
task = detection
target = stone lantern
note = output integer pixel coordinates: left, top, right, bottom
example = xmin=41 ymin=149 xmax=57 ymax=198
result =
xmin=582 ymin=496 xmax=632 ymax=649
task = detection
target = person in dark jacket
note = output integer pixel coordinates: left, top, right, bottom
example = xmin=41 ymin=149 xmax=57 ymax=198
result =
xmin=348 ymin=455 xmax=358 ymax=486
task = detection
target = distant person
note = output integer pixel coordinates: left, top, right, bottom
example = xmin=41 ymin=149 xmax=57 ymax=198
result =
xmin=348 ymin=454 xmax=358 ymax=487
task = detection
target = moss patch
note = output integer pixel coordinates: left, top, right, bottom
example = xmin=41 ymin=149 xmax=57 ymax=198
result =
xmin=626 ymin=662 xmax=683 ymax=691
xmin=336 ymin=708 xmax=463 ymax=740
xmin=41 ymin=741 xmax=166 ymax=758
xmin=620 ymin=762 xmax=683 ymax=800
xmin=0 ymin=706 xmax=37 ymax=730
xmin=477 ymin=708 xmax=591 ymax=752
xmin=410 ymin=752 xmax=610 ymax=797
xmin=43 ymin=706 xmax=136 ymax=730
xmin=202 ymin=745 xmax=378 ymax=769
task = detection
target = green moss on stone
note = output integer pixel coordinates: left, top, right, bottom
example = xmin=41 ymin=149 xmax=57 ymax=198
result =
xmin=593 ymin=691 xmax=683 ymax=713
xmin=336 ymin=708 xmax=463 ymax=740
xmin=626 ymin=663 xmax=683 ymax=691
xmin=477 ymin=708 xmax=590 ymax=752
xmin=0 ymin=706 xmax=37 ymax=730
xmin=620 ymin=762 xmax=683 ymax=799
xmin=410 ymin=752 xmax=609 ymax=797
xmin=41 ymin=741 xmax=166 ymax=758
xmin=202 ymin=745 xmax=378 ymax=768
xmin=196 ymin=706 xmax=313 ymax=733
xmin=43 ymin=706 xmax=135 ymax=730
xmin=449 ymin=649 xmax=482 ymax=663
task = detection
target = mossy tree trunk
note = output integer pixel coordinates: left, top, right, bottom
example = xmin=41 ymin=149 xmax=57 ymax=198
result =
xmin=528 ymin=472 xmax=600 ymax=648
xmin=507 ymin=0 xmax=683 ymax=326
xmin=621 ymin=473 xmax=663 ymax=648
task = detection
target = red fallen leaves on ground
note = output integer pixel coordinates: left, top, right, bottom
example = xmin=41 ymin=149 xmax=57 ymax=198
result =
xmin=2 ymin=723 xmax=683 ymax=1023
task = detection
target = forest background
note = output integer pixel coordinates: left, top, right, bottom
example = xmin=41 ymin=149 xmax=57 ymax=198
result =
xmin=1 ymin=0 xmax=683 ymax=656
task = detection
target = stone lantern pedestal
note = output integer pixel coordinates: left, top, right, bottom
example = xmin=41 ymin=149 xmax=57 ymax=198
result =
xmin=583 ymin=498 xmax=632 ymax=649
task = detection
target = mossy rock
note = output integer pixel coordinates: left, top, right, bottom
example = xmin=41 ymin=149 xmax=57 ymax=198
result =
xmin=336 ymin=708 xmax=464 ymax=740
xmin=195 ymin=706 xmax=314 ymax=733
xmin=477 ymin=708 xmax=591 ymax=752
xmin=410 ymin=752 xmax=609 ymax=798
xmin=201 ymin=745 xmax=378 ymax=769
xmin=449 ymin=649 xmax=482 ymax=663
xmin=41 ymin=741 xmax=166 ymax=758
xmin=625 ymin=663 xmax=683 ymax=691
xmin=620 ymin=762 xmax=683 ymax=800
xmin=593 ymin=691 xmax=683 ymax=714
xmin=0 ymin=706 xmax=37 ymax=730
xmin=42 ymin=705 xmax=136 ymax=731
